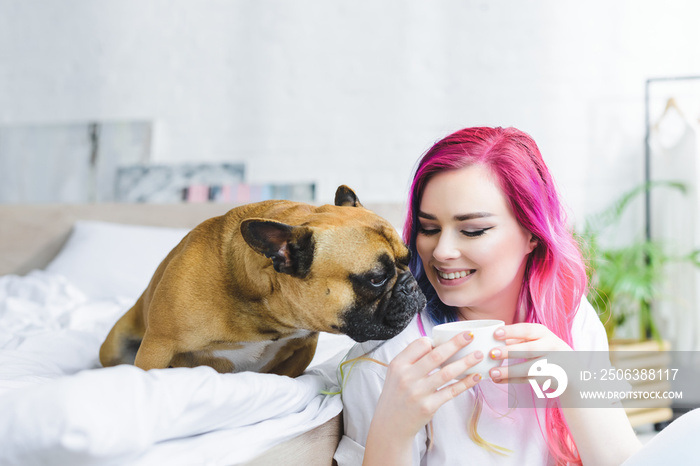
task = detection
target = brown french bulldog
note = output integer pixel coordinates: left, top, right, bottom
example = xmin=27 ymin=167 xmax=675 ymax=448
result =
xmin=99 ymin=186 xmax=425 ymax=377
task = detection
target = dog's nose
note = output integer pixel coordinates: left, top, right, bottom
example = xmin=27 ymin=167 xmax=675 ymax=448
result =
xmin=396 ymin=270 xmax=412 ymax=286
xmin=395 ymin=271 xmax=419 ymax=295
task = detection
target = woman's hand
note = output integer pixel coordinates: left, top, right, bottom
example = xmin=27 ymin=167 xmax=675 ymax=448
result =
xmin=363 ymin=332 xmax=484 ymax=465
xmin=486 ymin=323 xmax=643 ymax=465
xmin=487 ymin=323 xmax=572 ymax=384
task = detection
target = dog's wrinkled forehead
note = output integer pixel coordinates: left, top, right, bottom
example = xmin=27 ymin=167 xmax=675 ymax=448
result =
xmin=313 ymin=222 xmax=409 ymax=274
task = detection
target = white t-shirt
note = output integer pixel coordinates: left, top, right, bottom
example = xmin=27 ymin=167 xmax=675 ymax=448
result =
xmin=334 ymin=297 xmax=609 ymax=466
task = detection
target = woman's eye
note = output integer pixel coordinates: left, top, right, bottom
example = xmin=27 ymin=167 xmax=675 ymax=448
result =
xmin=418 ymin=227 xmax=440 ymax=236
xmin=461 ymin=227 xmax=493 ymax=238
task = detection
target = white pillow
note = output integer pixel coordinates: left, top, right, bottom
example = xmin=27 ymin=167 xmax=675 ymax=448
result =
xmin=45 ymin=221 xmax=190 ymax=301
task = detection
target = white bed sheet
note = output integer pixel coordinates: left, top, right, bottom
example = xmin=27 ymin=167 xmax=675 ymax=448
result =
xmin=0 ymin=270 xmax=353 ymax=465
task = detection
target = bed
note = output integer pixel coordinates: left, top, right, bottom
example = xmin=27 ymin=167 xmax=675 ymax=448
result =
xmin=0 ymin=202 xmax=406 ymax=466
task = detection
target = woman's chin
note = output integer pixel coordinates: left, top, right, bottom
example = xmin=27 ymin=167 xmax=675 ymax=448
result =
xmin=433 ymin=291 xmax=471 ymax=309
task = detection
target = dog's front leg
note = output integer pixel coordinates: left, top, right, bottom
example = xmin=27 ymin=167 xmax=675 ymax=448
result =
xmin=265 ymin=337 xmax=318 ymax=377
xmin=133 ymin=332 xmax=177 ymax=370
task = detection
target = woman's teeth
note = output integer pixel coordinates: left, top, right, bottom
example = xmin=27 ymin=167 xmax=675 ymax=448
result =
xmin=437 ymin=269 xmax=473 ymax=280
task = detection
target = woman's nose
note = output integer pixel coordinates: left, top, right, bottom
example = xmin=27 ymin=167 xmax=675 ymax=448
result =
xmin=432 ymin=232 xmax=460 ymax=261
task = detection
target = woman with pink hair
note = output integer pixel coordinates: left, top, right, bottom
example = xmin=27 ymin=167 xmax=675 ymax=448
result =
xmin=336 ymin=127 xmax=641 ymax=465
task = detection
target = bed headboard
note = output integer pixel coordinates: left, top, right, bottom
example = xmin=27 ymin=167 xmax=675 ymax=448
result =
xmin=0 ymin=202 xmax=406 ymax=276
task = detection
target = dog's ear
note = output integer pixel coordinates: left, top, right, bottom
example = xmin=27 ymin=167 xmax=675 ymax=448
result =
xmin=240 ymin=219 xmax=315 ymax=277
xmin=334 ymin=185 xmax=363 ymax=207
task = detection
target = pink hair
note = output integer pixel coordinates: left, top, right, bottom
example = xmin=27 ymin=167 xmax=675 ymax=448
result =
xmin=403 ymin=127 xmax=587 ymax=464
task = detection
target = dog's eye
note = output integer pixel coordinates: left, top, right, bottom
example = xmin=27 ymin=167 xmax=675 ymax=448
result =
xmin=368 ymin=275 xmax=389 ymax=287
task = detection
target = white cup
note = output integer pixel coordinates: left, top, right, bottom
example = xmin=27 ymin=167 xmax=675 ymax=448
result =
xmin=431 ymin=319 xmax=505 ymax=379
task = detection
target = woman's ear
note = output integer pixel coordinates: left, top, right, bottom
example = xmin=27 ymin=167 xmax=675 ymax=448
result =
xmin=528 ymin=234 xmax=538 ymax=253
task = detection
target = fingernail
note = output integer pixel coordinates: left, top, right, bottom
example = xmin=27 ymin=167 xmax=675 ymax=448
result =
xmin=474 ymin=350 xmax=483 ymax=360
xmin=494 ymin=328 xmax=505 ymax=338
xmin=491 ymin=369 xmax=501 ymax=379
xmin=490 ymin=348 xmax=501 ymax=359
xmin=463 ymin=331 xmax=474 ymax=342
xmin=473 ymin=373 xmax=482 ymax=382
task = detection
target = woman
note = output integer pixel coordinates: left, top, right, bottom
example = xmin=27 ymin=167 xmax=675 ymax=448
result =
xmin=335 ymin=127 xmax=642 ymax=465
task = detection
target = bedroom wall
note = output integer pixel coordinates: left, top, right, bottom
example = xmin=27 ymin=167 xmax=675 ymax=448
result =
xmin=1 ymin=0 xmax=700 ymax=224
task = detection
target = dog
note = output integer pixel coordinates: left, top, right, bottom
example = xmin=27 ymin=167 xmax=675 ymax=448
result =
xmin=99 ymin=186 xmax=425 ymax=377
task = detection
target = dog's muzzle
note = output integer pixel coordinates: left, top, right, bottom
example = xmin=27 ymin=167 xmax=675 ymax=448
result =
xmin=340 ymin=270 xmax=426 ymax=342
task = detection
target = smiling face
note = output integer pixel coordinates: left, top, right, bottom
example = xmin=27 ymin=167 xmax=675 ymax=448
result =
xmin=415 ymin=164 xmax=537 ymax=322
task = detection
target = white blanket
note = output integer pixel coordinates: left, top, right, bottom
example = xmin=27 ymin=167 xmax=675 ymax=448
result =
xmin=0 ymin=271 xmax=352 ymax=465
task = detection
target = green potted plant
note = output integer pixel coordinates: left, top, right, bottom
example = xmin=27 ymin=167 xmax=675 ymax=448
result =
xmin=577 ymin=181 xmax=700 ymax=427
xmin=578 ymin=181 xmax=699 ymax=341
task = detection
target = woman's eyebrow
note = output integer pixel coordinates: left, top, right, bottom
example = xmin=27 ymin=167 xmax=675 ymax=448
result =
xmin=417 ymin=211 xmax=493 ymax=221
xmin=454 ymin=212 xmax=493 ymax=221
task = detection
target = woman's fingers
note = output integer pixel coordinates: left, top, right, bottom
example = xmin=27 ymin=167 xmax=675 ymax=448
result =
xmin=387 ymin=331 xmax=475 ymax=389
xmin=490 ymin=323 xmax=572 ymax=362
xmin=488 ymin=341 xmax=544 ymax=361
xmin=434 ymin=371 xmax=482 ymax=405
xmin=413 ymin=331 xmax=474 ymax=374
xmin=414 ymin=358 xmax=484 ymax=416
xmin=487 ymin=323 xmax=573 ymax=384
xmin=489 ymin=359 xmax=538 ymax=383
xmin=380 ymin=332 xmax=483 ymax=428
xmin=390 ymin=336 xmax=441 ymax=370
xmin=425 ymin=349 xmax=484 ymax=390
xmin=493 ymin=323 xmax=545 ymax=342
